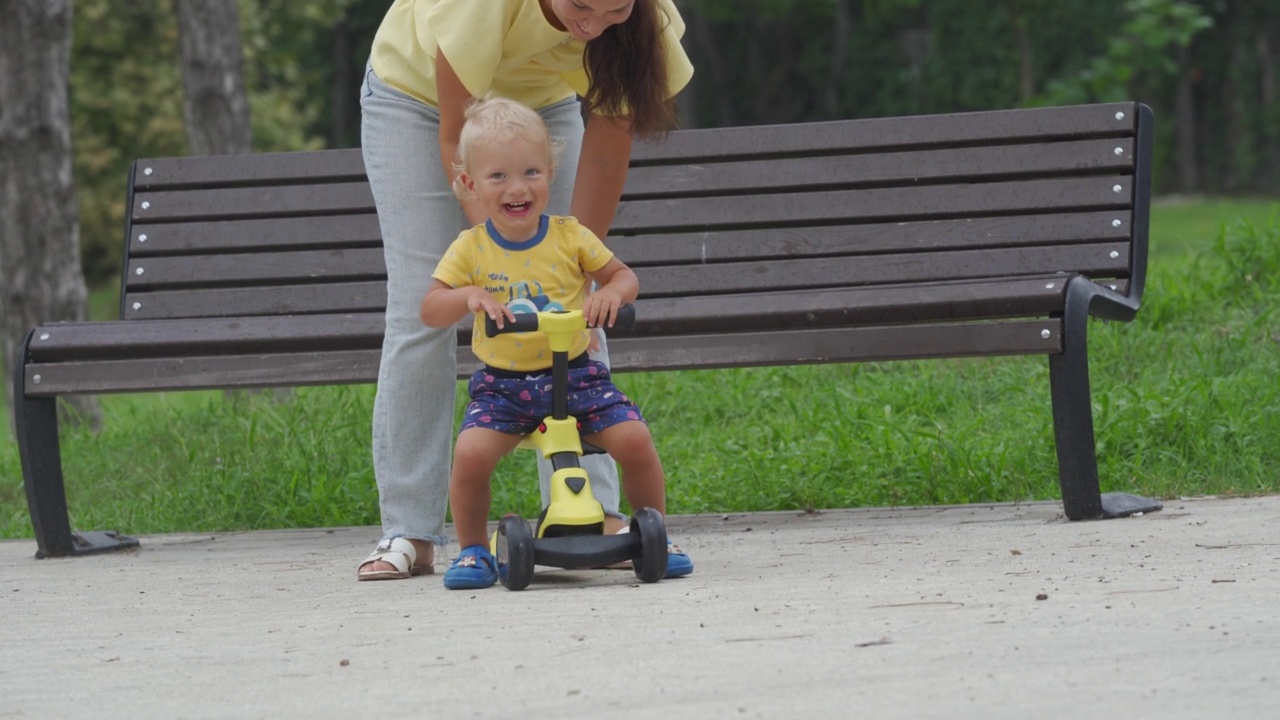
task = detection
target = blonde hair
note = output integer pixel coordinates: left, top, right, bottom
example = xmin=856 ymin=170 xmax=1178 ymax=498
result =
xmin=452 ymin=95 xmax=562 ymax=200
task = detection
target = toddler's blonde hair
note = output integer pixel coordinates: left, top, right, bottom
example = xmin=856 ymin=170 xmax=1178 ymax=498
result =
xmin=453 ymin=94 xmax=563 ymax=200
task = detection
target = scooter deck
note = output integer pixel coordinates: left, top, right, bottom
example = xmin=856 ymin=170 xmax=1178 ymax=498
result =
xmin=533 ymin=533 xmax=637 ymax=570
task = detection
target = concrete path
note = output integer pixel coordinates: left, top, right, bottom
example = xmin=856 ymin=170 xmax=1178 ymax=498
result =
xmin=3 ymin=496 xmax=1279 ymax=719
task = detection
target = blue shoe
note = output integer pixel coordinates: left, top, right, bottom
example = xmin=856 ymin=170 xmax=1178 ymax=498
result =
xmin=443 ymin=545 xmax=498 ymax=590
xmin=665 ymin=540 xmax=693 ymax=579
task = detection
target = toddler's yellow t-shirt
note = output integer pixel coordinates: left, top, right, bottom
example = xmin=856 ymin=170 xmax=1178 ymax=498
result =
xmin=432 ymin=215 xmax=615 ymax=371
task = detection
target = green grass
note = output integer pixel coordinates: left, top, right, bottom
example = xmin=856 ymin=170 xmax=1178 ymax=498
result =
xmin=2 ymin=197 xmax=1279 ymax=538
xmin=1148 ymin=196 xmax=1279 ymax=258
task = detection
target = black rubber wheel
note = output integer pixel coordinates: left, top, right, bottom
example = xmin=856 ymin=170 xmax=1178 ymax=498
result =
xmin=630 ymin=507 xmax=668 ymax=583
xmin=496 ymin=515 xmax=535 ymax=590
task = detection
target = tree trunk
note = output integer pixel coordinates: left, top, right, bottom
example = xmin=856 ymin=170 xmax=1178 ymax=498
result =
xmin=173 ymin=0 xmax=252 ymax=156
xmin=824 ymin=0 xmax=853 ymax=117
xmin=1257 ymin=23 xmax=1279 ymax=191
xmin=1225 ymin=25 xmax=1249 ymax=193
xmin=1007 ymin=0 xmax=1035 ymax=102
xmin=330 ymin=14 xmax=358 ymax=147
xmin=1175 ymin=44 xmax=1199 ymax=193
xmin=684 ymin=4 xmax=735 ymax=127
xmin=174 ymin=0 xmax=284 ymax=401
xmin=0 ymin=0 xmax=99 ymax=425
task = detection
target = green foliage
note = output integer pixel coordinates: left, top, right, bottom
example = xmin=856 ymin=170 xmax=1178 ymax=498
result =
xmin=63 ymin=0 xmax=1280 ymax=283
xmin=239 ymin=0 xmax=357 ymax=150
xmin=1209 ymin=211 xmax=1280 ymax=299
xmin=71 ymin=0 xmax=187 ymax=280
xmin=1035 ymin=0 xmax=1213 ymax=105
xmin=70 ymin=0 xmax=354 ymax=283
xmin=1191 ymin=1 xmax=1280 ymax=193
xmin=679 ymin=0 xmax=1276 ymax=195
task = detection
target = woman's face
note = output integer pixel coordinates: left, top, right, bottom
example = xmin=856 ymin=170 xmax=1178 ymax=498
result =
xmin=547 ymin=0 xmax=635 ymax=41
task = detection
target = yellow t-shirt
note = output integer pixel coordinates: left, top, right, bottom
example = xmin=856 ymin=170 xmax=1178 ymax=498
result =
xmin=369 ymin=0 xmax=693 ymax=111
xmin=433 ymin=215 xmax=614 ymax=371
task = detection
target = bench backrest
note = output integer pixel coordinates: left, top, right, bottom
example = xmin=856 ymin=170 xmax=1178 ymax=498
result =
xmin=124 ymin=101 xmax=1150 ymax=340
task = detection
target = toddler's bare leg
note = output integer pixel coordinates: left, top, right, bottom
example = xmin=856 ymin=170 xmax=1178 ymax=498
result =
xmin=449 ymin=428 xmax=523 ymax=548
xmin=584 ymin=422 xmax=666 ymax=516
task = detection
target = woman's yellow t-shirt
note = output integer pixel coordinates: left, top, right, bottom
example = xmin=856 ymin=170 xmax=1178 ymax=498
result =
xmin=369 ymin=0 xmax=693 ymax=111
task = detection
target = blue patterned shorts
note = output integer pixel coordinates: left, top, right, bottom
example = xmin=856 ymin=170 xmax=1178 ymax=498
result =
xmin=461 ymin=360 xmax=645 ymax=437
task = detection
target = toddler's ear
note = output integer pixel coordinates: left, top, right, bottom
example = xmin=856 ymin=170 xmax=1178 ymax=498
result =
xmin=453 ymin=171 xmax=477 ymax=199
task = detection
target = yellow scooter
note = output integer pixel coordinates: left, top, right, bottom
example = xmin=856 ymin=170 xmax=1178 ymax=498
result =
xmin=484 ymin=305 xmax=667 ymax=591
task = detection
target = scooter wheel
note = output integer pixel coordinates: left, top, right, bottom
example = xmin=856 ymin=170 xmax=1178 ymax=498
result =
xmin=630 ymin=507 xmax=668 ymax=583
xmin=496 ymin=515 xmax=535 ymax=591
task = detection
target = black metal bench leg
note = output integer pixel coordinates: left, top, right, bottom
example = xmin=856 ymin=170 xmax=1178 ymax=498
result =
xmin=13 ymin=333 xmax=138 ymax=558
xmin=1048 ymin=284 xmax=1162 ymax=520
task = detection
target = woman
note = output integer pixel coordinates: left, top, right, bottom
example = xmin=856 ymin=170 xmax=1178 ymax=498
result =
xmin=357 ymin=0 xmax=695 ymax=581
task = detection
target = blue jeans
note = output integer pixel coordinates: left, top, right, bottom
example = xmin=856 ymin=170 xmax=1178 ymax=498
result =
xmin=359 ymin=65 xmax=622 ymax=546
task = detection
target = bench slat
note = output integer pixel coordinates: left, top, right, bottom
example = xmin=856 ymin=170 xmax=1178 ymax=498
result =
xmin=133 ymin=182 xmax=375 ymax=222
xmin=630 ymin=102 xmax=1135 ymax=164
xmin=120 ymin=273 xmax=1125 ymax=324
xmin=27 ymin=313 xmax=386 ymax=362
xmin=612 ymin=177 xmax=1132 ymax=233
xmin=128 ymin=213 xmax=381 ymax=257
xmin=132 ymin=149 xmax=365 ymax=191
xmin=121 ymin=241 xmax=1123 ymax=303
xmin=121 ymin=274 xmax=1073 ymax=324
xmin=121 ymin=210 xmax=1130 ymax=316
xmin=623 ymin=139 xmax=1133 ymax=199
xmin=40 ymin=276 xmax=1074 ymax=360
xmin=129 ymin=146 xmax=1131 ymax=222
xmin=630 ymin=244 xmax=1127 ymax=297
xmin=609 ymin=211 xmax=1131 ymax=266
xmin=24 ymin=319 xmax=1062 ymax=396
xmin=127 ymin=104 xmax=1134 ymax=191
xmin=25 ymin=350 xmax=384 ymax=396
xmin=610 ymin=320 xmax=1062 ymax=370
xmin=635 ymin=276 xmax=1069 ymax=334
xmin=123 ymin=281 xmax=387 ymax=320
xmin=127 ymin=248 xmax=386 ymax=289
xmin=129 ymin=211 xmax=1130 ymax=265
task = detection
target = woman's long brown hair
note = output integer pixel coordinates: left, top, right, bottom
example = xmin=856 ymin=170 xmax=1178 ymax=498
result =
xmin=582 ymin=0 xmax=678 ymax=139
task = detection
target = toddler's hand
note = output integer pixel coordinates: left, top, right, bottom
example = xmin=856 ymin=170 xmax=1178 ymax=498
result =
xmin=584 ymin=287 xmax=623 ymax=329
xmin=468 ymin=289 xmax=514 ymax=329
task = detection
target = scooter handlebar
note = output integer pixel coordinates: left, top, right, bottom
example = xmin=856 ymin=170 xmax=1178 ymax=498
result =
xmin=484 ymin=303 xmax=635 ymax=338
xmin=612 ymin=303 xmax=637 ymax=331
xmin=484 ymin=312 xmax=540 ymax=337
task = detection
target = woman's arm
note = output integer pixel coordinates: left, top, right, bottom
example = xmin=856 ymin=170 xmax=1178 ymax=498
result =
xmin=435 ymin=50 xmax=487 ymax=228
xmin=570 ymin=114 xmax=634 ymax=240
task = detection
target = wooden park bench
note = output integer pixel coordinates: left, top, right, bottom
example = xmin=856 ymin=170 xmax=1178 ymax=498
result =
xmin=12 ymin=101 xmax=1162 ymax=558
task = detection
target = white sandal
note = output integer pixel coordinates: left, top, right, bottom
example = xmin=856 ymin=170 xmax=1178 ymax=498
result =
xmin=357 ymin=538 xmax=434 ymax=581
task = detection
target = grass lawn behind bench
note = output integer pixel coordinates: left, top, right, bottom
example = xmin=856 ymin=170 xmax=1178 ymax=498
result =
xmin=2 ymin=198 xmax=1278 ymax=538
